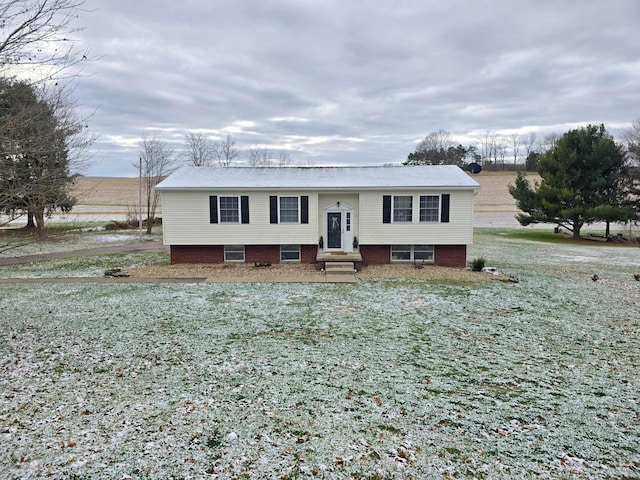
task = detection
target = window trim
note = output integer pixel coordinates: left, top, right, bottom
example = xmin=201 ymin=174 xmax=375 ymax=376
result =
xmin=419 ymin=195 xmax=440 ymax=223
xmin=210 ymin=195 xmax=249 ymax=224
xmin=280 ymin=244 xmax=301 ymax=262
xmin=391 ymin=244 xmax=435 ymax=263
xmin=224 ymin=245 xmax=245 ymax=262
xmin=219 ymin=195 xmax=240 ymax=223
xmin=270 ymin=195 xmax=309 ymax=224
xmin=392 ymin=195 xmax=413 ymax=223
xmin=278 ymin=195 xmax=300 ymax=224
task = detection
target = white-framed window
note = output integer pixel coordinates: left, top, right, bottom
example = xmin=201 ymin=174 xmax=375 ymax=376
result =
xmin=413 ymin=244 xmax=435 ymax=262
xmin=393 ymin=195 xmax=413 ymax=222
xmin=419 ymin=195 xmax=439 ymax=222
xmin=224 ymin=245 xmax=245 ymax=262
xmin=219 ymin=196 xmax=239 ymax=223
xmin=279 ymin=196 xmax=299 ymax=223
xmin=280 ymin=244 xmax=300 ymax=262
xmin=391 ymin=244 xmax=434 ymax=263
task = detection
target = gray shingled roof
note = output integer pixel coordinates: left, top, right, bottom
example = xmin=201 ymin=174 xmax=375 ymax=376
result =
xmin=156 ymin=165 xmax=480 ymax=191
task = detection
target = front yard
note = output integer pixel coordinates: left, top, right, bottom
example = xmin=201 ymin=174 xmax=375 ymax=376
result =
xmin=0 ymin=230 xmax=639 ymax=478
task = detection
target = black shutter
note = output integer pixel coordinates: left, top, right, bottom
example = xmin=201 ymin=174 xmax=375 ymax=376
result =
xmin=301 ymin=196 xmax=309 ymax=224
xmin=382 ymin=195 xmax=391 ymax=223
xmin=241 ymin=196 xmax=249 ymax=224
xmin=209 ymin=195 xmax=218 ymax=224
xmin=441 ymin=194 xmax=450 ymax=223
xmin=269 ymin=195 xmax=278 ymax=224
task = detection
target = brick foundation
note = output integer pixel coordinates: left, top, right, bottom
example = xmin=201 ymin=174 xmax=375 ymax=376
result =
xmin=170 ymin=244 xmax=468 ymax=268
xmin=170 ymin=245 xmax=224 ymax=264
xmin=170 ymin=245 xmax=318 ymax=265
xmin=359 ymin=245 xmax=391 ymax=265
xmin=359 ymin=244 xmax=467 ymax=268
xmin=434 ymin=245 xmax=467 ymax=268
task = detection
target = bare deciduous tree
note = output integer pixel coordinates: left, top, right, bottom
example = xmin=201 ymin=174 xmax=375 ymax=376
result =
xmin=509 ymin=133 xmax=521 ymax=169
xmin=416 ymin=129 xmax=452 ymax=153
xmin=479 ymin=131 xmax=498 ymax=169
xmin=184 ymin=130 xmax=213 ymax=167
xmin=214 ymin=134 xmax=239 ymax=167
xmin=247 ymin=145 xmax=270 ymax=167
xmin=0 ymin=0 xmax=91 ymax=81
xmin=623 ymin=119 xmax=640 ymax=163
xmin=539 ymin=132 xmax=560 ymax=154
xmin=276 ymin=151 xmax=293 ymax=167
xmin=139 ymin=136 xmax=176 ymax=234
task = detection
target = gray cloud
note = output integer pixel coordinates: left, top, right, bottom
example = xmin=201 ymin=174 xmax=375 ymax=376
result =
xmin=71 ymin=0 xmax=640 ymax=175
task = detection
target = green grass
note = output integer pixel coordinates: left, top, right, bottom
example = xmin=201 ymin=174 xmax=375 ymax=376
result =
xmin=0 ymin=252 xmax=169 ymax=278
xmin=475 ymin=227 xmax=637 ymax=245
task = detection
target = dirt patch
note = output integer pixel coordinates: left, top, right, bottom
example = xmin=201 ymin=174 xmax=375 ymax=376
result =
xmin=126 ymin=262 xmax=506 ymax=283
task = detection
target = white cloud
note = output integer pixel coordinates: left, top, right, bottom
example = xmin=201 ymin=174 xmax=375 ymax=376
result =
xmin=69 ymin=0 xmax=640 ymax=175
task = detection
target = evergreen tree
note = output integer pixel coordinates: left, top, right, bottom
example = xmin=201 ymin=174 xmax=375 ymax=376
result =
xmin=509 ymin=124 xmax=633 ymax=238
xmin=0 ymin=78 xmax=77 ymax=233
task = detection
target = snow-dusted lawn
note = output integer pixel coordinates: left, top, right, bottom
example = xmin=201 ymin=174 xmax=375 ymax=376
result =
xmin=0 ymin=227 xmax=157 ymax=259
xmin=1 ymin=232 xmax=639 ymax=479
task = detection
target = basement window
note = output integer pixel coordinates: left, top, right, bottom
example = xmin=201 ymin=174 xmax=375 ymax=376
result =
xmin=280 ymin=244 xmax=300 ymax=262
xmin=391 ymin=244 xmax=434 ymax=263
xmin=224 ymin=245 xmax=245 ymax=262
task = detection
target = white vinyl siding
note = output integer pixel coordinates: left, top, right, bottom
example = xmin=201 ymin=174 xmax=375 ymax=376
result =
xmin=358 ymin=190 xmax=474 ymax=245
xmin=161 ymin=191 xmax=318 ymax=245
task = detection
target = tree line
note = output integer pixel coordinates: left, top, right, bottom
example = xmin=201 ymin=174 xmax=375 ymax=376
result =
xmin=404 ymin=128 xmax=570 ymax=171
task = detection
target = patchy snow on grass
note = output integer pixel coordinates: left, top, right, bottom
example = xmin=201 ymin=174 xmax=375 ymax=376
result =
xmin=0 ymin=229 xmax=158 ymax=259
xmin=1 ymin=233 xmax=639 ymax=478
xmin=0 ymin=253 xmax=168 ymax=279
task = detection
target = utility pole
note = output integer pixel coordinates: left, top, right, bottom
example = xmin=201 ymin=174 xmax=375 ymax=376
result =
xmin=138 ymin=157 xmax=143 ymax=240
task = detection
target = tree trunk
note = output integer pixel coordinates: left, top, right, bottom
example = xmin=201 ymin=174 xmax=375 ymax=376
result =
xmin=33 ymin=207 xmax=46 ymax=238
xmin=605 ymin=221 xmax=611 ymax=238
xmin=25 ymin=211 xmax=36 ymax=228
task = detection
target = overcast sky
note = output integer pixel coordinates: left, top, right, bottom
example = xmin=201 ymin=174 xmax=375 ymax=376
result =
xmin=71 ymin=0 xmax=640 ymax=176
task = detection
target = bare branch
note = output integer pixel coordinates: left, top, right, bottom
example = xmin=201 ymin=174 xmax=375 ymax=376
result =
xmin=0 ymin=0 xmax=91 ymax=82
xmin=138 ymin=136 xmax=176 ymax=234
xmin=215 ymin=134 xmax=238 ymax=167
xmin=184 ymin=130 xmax=214 ymax=166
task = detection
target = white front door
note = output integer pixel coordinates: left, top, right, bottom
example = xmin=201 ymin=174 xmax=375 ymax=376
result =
xmin=325 ymin=208 xmax=353 ymax=252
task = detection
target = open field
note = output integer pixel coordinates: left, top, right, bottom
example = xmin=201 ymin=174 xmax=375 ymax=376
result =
xmin=1 ymin=230 xmax=639 ymax=478
xmin=71 ymin=172 xmax=534 ymax=208
xmin=64 ymin=172 xmax=540 ymax=228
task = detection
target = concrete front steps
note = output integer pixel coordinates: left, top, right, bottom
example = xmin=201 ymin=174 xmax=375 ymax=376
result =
xmin=324 ymin=261 xmax=356 ymax=283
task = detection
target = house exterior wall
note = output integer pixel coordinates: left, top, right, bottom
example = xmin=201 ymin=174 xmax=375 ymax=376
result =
xmin=358 ymin=190 xmax=474 ymax=245
xmin=162 ymin=186 xmax=474 ymax=268
xmin=161 ymin=191 xmax=319 ymax=246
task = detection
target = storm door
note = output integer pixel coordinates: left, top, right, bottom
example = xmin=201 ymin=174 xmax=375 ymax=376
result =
xmin=327 ymin=212 xmax=342 ymax=249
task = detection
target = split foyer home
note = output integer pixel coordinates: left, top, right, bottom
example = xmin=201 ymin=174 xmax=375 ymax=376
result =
xmin=155 ymin=165 xmax=480 ymax=268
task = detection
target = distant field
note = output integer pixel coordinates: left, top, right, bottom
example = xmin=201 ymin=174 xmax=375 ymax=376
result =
xmin=72 ymin=172 xmax=540 ymax=207
xmin=73 ymin=176 xmax=143 ymax=207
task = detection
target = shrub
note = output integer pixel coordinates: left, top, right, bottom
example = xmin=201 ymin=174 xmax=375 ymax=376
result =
xmin=469 ymin=257 xmax=486 ymax=272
